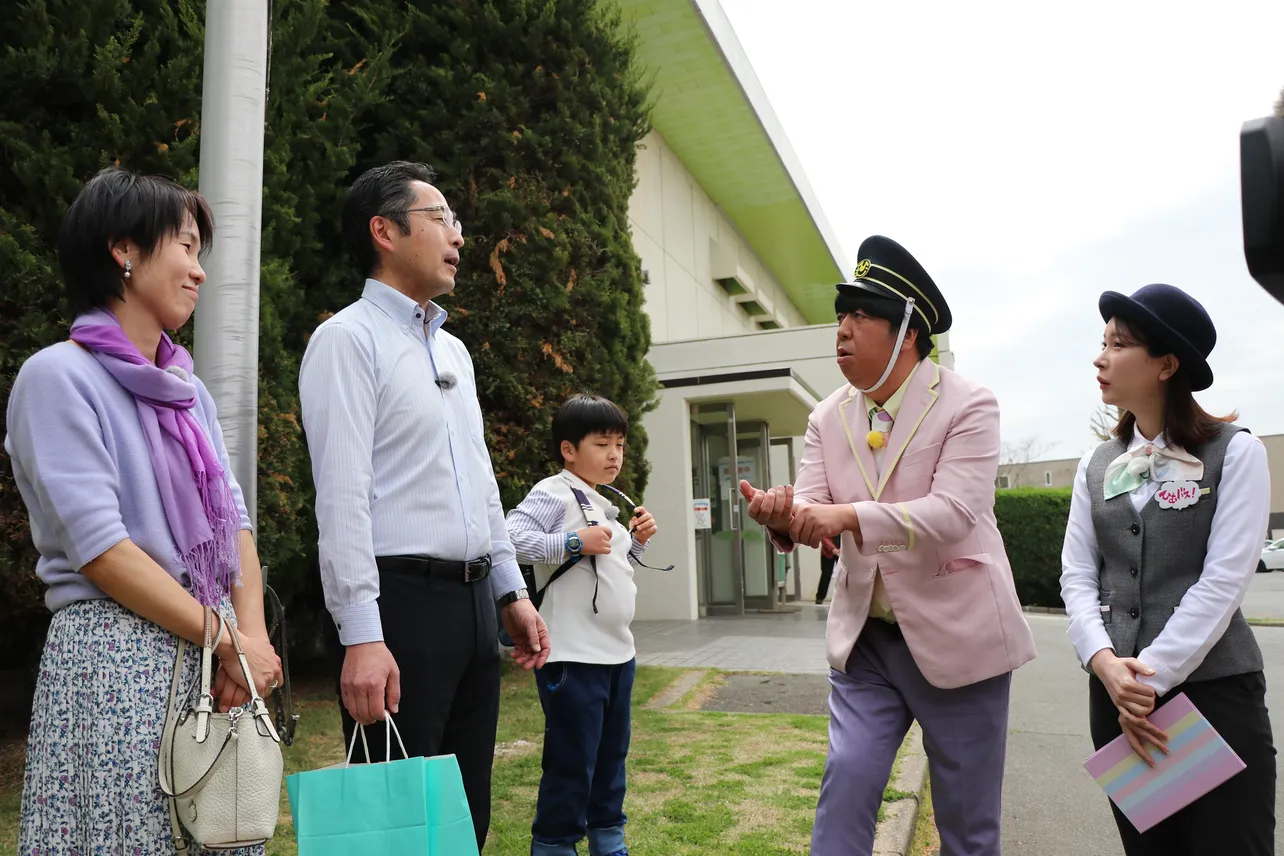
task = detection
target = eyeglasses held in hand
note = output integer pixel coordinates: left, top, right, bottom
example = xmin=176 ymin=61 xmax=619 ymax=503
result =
xmin=598 ymin=484 xmax=675 ymax=572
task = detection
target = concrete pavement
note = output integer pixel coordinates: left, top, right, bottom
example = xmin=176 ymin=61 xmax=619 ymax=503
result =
xmin=1243 ymin=569 xmax=1284 ymax=619
xmin=1005 ymin=613 xmax=1283 ymax=855
xmin=632 ymin=575 xmax=1284 ymax=854
xmin=634 ymin=607 xmax=829 ymax=674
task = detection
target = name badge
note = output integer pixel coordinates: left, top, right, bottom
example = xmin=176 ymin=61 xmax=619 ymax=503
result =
xmin=1156 ymin=480 xmax=1200 ymax=510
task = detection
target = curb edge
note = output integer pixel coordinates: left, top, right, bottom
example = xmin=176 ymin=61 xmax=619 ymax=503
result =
xmin=646 ymin=669 xmax=707 ymax=709
xmin=873 ymin=723 xmax=929 ymax=855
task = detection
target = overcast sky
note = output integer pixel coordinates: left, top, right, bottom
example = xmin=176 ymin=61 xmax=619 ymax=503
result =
xmin=719 ymin=0 xmax=1284 ymax=460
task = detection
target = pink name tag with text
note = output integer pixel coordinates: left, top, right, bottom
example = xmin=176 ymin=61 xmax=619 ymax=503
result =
xmin=1156 ymin=480 xmax=1200 ymax=510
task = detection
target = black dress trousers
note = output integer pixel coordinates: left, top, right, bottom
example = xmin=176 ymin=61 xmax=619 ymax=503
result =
xmin=329 ymin=560 xmax=502 ymax=851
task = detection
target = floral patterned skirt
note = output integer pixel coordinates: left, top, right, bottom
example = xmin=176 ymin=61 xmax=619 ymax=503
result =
xmin=19 ymin=597 xmax=265 ymax=856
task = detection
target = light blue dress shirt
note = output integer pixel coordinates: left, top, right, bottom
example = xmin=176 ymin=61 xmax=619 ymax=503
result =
xmin=299 ymin=279 xmax=524 ymax=645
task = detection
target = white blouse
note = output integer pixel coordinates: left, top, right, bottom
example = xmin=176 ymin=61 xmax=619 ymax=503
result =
xmin=1059 ymin=430 xmax=1270 ymax=695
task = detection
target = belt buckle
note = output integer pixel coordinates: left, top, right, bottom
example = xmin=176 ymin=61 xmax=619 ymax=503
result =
xmin=463 ymin=556 xmax=490 ymax=583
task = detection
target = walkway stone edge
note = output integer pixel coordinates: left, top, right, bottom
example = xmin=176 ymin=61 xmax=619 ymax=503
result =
xmin=873 ymin=723 xmax=929 ymax=856
xmin=645 ymin=669 xmax=708 ymax=709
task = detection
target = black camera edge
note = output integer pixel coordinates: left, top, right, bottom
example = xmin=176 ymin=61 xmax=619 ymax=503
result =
xmin=1241 ymin=115 xmax=1284 ymax=303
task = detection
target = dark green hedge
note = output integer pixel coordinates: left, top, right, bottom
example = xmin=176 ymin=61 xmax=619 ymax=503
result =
xmin=994 ymin=487 xmax=1072 ymax=609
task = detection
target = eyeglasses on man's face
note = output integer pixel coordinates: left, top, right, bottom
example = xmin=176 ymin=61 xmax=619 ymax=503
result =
xmin=404 ymin=204 xmax=464 ymax=236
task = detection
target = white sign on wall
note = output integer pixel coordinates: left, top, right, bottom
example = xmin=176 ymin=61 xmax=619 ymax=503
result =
xmin=692 ymin=498 xmax=711 ymax=530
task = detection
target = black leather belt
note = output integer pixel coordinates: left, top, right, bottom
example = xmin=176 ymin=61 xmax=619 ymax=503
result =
xmin=376 ymin=554 xmax=491 ymax=583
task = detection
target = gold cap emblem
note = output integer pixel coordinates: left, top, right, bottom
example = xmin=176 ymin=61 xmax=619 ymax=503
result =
xmin=854 ymin=259 xmax=871 ymax=278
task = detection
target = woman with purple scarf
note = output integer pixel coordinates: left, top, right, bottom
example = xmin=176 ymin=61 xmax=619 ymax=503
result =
xmin=5 ymin=167 xmax=282 ymax=855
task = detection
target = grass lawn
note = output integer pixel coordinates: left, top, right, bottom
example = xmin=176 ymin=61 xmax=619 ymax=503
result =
xmin=0 ymin=790 xmax=17 ymax=856
xmin=1 ymin=736 xmax=21 ymax=856
xmin=909 ymin=780 xmax=939 ymax=856
xmin=1 ymin=663 xmax=909 ymax=855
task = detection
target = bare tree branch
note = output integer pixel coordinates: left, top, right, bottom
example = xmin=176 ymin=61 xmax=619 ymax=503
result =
xmin=1089 ymin=404 xmax=1122 ymax=442
xmin=1000 ymin=436 xmax=1056 ymax=487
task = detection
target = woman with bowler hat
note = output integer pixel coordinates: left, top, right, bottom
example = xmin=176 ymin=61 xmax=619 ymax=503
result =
xmin=1059 ymin=283 xmax=1275 ymax=854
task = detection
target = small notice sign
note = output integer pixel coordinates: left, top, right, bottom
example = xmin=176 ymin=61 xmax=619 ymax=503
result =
xmin=692 ymin=498 xmax=712 ymax=530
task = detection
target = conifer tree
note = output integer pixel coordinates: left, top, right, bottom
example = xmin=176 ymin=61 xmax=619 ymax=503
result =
xmin=0 ymin=0 xmax=398 ymax=666
xmin=0 ymin=0 xmax=209 ymax=677
xmin=324 ymin=0 xmax=657 ymax=509
xmin=0 ymin=0 xmax=657 ymax=677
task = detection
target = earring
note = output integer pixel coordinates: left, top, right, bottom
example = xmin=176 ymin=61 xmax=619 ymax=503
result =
xmin=123 ymin=260 xmax=132 ymax=280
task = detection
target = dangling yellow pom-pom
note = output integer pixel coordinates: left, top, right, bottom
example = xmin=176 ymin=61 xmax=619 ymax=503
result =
xmin=867 ymin=431 xmax=885 ymax=450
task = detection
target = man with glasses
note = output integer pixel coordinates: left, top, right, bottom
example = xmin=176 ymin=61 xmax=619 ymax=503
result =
xmin=299 ymin=161 xmax=550 ymax=850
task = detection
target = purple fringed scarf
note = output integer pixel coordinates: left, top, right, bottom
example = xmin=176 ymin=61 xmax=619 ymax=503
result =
xmin=70 ymin=310 xmax=241 ymax=606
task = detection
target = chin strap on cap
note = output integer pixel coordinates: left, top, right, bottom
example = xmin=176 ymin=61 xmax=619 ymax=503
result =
xmin=857 ymin=297 xmax=916 ymax=395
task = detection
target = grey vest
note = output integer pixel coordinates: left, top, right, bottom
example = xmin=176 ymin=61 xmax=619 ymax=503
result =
xmin=1086 ymin=424 xmax=1262 ymax=683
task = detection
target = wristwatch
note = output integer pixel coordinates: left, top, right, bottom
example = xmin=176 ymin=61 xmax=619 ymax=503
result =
xmin=566 ymin=531 xmax=583 ymax=557
xmin=496 ymin=588 xmax=529 ymax=608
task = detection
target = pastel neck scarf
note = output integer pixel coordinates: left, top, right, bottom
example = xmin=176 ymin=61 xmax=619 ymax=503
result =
xmin=1102 ymin=439 xmax=1204 ymax=501
xmin=69 ymin=310 xmax=240 ymax=605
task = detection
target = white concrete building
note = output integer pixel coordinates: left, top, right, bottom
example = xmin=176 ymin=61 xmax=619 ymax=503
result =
xmin=619 ymin=0 xmax=953 ymax=619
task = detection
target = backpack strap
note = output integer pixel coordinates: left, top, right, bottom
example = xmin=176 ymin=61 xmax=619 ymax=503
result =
xmin=529 ymin=482 xmax=604 ymax=612
xmin=528 ymin=554 xmax=581 ymax=610
xmin=566 ymin=485 xmax=602 ymax=614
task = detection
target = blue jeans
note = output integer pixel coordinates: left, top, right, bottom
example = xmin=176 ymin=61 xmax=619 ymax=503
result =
xmin=531 ymin=659 xmax=636 ymax=856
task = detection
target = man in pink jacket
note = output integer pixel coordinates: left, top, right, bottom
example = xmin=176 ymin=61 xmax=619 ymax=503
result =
xmin=741 ymin=235 xmax=1036 ymax=856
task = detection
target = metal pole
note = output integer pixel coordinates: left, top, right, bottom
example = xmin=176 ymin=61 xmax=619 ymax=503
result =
xmin=195 ymin=0 xmax=268 ymax=527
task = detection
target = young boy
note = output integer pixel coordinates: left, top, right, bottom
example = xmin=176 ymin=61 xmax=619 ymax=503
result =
xmin=506 ymin=394 xmax=658 ymax=856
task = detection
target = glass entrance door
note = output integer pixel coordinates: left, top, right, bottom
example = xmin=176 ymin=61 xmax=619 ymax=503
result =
xmin=735 ymin=421 xmax=775 ymax=610
xmin=693 ymin=403 xmax=742 ymax=615
xmin=691 ymin=403 xmax=775 ymax=615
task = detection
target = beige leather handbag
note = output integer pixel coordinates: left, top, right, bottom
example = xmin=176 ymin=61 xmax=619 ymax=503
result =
xmin=159 ymin=608 xmax=284 ymax=851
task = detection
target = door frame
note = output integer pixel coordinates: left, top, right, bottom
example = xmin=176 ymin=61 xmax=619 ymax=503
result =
xmin=770 ymin=436 xmax=801 ymax=602
xmin=737 ymin=419 xmax=776 ymax=612
xmin=693 ymin=401 xmax=745 ymax=616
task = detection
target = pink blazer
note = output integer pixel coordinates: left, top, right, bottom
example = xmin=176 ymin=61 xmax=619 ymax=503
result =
xmin=781 ymin=360 xmax=1036 ymax=689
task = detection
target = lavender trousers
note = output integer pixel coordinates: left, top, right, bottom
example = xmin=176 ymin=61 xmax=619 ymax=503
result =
xmin=811 ymin=619 xmax=1012 ymax=856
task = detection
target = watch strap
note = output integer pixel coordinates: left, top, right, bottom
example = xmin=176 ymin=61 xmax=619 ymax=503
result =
xmin=497 ymin=588 xmax=529 ymax=607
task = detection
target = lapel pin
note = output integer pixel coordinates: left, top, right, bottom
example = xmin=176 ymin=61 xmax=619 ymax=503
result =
xmin=867 ymin=409 xmax=893 ymax=449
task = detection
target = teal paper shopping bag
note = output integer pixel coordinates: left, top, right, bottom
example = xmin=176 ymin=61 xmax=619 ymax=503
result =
xmin=286 ymin=716 xmax=479 ymax=855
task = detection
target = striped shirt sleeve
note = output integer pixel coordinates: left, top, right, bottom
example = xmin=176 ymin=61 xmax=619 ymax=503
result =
xmin=506 ymin=488 xmax=570 ymax=565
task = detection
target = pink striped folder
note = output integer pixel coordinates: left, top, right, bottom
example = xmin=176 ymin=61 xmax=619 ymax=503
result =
xmin=1082 ymin=692 xmax=1245 ymax=832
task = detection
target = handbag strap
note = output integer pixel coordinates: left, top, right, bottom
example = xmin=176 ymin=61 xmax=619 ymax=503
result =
xmin=159 ymin=608 xmax=283 ymax=849
xmin=225 ymin=616 xmax=282 ymax=744
xmin=160 ymin=607 xmax=223 ymax=852
xmin=195 ymin=611 xmax=226 ymax=742
xmin=264 ymin=581 xmax=299 ymax=745
xmin=160 ymin=610 xmax=225 ymax=784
